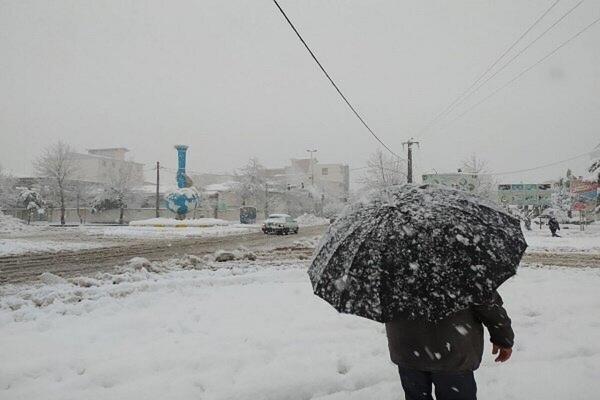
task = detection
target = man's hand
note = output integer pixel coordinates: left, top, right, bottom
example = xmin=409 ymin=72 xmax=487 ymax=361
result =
xmin=492 ymin=344 xmax=512 ymax=362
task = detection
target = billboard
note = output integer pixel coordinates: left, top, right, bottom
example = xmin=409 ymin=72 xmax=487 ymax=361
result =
xmin=570 ymin=180 xmax=598 ymax=212
xmin=497 ymin=183 xmax=553 ymax=206
xmin=422 ymin=173 xmax=478 ymax=192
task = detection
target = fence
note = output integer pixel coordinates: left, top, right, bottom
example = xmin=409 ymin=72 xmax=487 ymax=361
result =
xmin=3 ymin=206 xmax=242 ymax=224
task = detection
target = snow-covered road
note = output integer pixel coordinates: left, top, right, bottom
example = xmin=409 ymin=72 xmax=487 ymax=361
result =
xmin=1 ymin=259 xmax=598 ymax=400
xmin=0 ymin=239 xmax=105 ymax=256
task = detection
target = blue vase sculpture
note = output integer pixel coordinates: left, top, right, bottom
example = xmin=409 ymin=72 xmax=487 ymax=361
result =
xmin=165 ymin=145 xmax=200 ymax=220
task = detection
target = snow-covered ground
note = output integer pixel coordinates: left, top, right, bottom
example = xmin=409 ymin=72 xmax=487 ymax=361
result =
xmin=295 ymin=213 xmax=331 ymax=227
xmin=1 ymin=259 xmax=598 ymax=400
xmin=0 ymin=213 xmax=43 ymax=236
xmin=524 ymin=223 xmax=600 ymax=253
xmin=0 ymin=239 xmax=105 ymax=256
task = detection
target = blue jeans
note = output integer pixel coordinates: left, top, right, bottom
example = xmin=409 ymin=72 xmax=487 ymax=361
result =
xmin=398 ymin=367 xmax=477 ymax=400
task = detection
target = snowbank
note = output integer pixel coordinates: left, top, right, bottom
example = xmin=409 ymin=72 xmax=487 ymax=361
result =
xmin=82 ymin=224 xmax=260 ymax=239
xmin=129 ymin=217 xmax=231 ymax=227
xmin=0 ymin=213 xmax=39 ymax=235
xmin=0 ymin=261 xmax=598 ymax=399
xmin=0 ymin=239 xmax=105 ymax=256
xmin=296 ymin=213 xmax=330 ymax=227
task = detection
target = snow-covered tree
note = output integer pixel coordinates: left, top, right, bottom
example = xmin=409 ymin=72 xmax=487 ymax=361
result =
xmin=551 ymin=172 xmax=574 ymax=220
xmin=34 ymin=141 xmax=77 ymax=225
xmin=360 ymin=150 xmax=406 ymax=191
xmin=508 ymin=205 xmax=541 ymax=231
xmin=461 ymin=154 xmax=497 ymax=200
xmin=234 ymin=158 xmax=267 ymax=208
xmin=277 ymin=185 xmax=315 ymax=216
xmin=93 ymin=163 xmax=140 ymax=224
xmin=18 ymin=187 xmax=45 ymax=224
xmin=322 ymin=200 xmax=346 ymax=219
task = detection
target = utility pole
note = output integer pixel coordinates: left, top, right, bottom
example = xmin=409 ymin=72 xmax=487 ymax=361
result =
xmin=402 ymin=138 xmax=420 ymax=183
xmin=214 ymin=192 xmax=219 ymax=219
xmin=264 ymin=183 xmax=269 ymax=218
xmin=155 ymin=161 xmax=160 ymax=218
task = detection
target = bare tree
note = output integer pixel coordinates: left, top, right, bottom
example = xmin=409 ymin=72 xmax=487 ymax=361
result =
xmin=461 ymin=154 xmax=488 ymax=174
xmin=0 ymin=165 xmax=18 ymax=209
xmin=93 ymin=163 xmax=139 ymax=224
xmin=461 ymin=154 xmax=497 ymax=199
xmin=589 ymin=148 xmax=600 ymax=211
xmin=360 ymin=150 xmax=406 ymax=191
xmin=34 ymin=141 xmax=77 ymax=225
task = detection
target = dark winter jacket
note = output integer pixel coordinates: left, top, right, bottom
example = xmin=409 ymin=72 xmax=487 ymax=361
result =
xmin=385 ymin=291 xmax=514 ymax=372
xmin=548 ymin=218 xmax=560 ymax=231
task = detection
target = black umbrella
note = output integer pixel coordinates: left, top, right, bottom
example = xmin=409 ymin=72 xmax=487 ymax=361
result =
xmin=308 ymin=184 xmax=527 ymax=322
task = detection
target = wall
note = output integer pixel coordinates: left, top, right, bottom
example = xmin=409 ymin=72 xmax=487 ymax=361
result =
xmin=71 ymin=153 xmax=145 ymax=185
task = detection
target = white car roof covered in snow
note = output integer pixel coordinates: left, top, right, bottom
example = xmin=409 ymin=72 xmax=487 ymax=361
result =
xmin=267 ymin=214 xmax=291 ymax=219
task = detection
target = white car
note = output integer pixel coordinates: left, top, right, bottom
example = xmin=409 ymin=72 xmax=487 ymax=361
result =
xmin=262 ymin=214 xmax=299 ymax=235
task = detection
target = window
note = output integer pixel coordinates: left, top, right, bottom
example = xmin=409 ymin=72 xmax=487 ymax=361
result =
xmin=322 ymin=168 xmax=329 ymax=175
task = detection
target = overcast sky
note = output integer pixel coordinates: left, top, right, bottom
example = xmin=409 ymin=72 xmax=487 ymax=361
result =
xmin=1 ymin=0 xmax=599 ymax=185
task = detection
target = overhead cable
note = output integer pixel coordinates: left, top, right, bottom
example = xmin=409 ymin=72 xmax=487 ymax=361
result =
xmin=418 ymin=0 xmax=564 ymax=137
xmin=484 ymin=150 xmax=594 ymax=176
xmin=448 ymin=14 xmax=600 ymax=125
xmin=272 ymin=0 xmax=399 ymax=157
xmin=444 ymin=0 xmax=584 ymax=123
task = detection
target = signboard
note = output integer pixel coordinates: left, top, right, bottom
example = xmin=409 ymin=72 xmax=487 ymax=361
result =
xmin=497 ymin=183 xmax=553 ymax=206
xmin=570 ymin=180 xmax=598 ymax=212
xmin=422 ymin=173 xmax=478 ymax=192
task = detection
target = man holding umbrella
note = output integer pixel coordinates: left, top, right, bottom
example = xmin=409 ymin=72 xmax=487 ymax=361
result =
xmin=385 ymin=291 xmax=514 ymax=399
xmin=309 ymin=185 xmax=527 ymax=400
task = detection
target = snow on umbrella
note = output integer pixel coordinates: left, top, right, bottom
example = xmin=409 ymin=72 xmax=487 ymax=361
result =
xmin=308 ymin=184 xmax=527 ymax=322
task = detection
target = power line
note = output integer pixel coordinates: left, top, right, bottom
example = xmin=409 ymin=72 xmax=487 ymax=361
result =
xmin=448 ymin=14 xmax=600 ymax=126
xmin=484 ymin=150 xmax=594 ymax=176
xmin=418 ymin=0 xmax=562 ymax=137
xmin=441 ymin=0 xmax=583 ymax=124
xmin=272 ymin=0 xmax=399 ymax=158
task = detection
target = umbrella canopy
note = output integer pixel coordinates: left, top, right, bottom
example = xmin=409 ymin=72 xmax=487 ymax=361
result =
xmin=308 ymin=184 xmax=527 ymax=322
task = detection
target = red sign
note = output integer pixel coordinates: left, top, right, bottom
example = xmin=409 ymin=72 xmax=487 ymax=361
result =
xmin=570 ymin=180 xmax=599 ymax=212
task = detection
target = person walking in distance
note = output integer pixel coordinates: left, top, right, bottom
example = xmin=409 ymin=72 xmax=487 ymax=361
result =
xmin=548 ymin=216 xmax=561 ymax=237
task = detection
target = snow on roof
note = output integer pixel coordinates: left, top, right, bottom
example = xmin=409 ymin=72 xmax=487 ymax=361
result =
xmin=267 ymin=214 xmax=291 ymax=218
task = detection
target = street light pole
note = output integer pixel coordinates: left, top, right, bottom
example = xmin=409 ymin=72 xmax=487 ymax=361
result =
xmin=306 ymin=149 xmax=317 ymax=187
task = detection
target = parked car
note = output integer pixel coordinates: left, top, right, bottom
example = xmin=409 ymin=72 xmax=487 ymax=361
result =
xmin=262 ymin=214 xmax=299 ymax=235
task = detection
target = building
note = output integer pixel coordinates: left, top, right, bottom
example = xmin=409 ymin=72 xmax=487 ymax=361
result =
xmin=186 ymin=157 xmax=350 ymax=220
xmin=70 ymin=148 xmax=144 ymax=184
xmin=265 ymin=158 xmax=350 ymax=203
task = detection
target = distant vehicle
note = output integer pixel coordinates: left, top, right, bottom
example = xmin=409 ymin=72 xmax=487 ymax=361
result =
xmin=240 ymin=206 xmax=257 ymax=224
xmin=262 ymin=214 xmax=299 ymax=235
